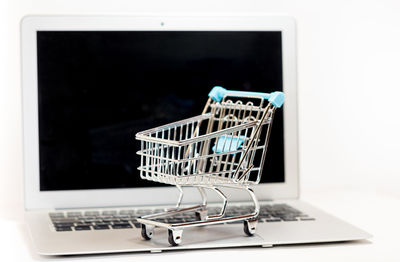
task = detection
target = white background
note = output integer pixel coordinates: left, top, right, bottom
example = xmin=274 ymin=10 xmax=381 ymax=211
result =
xmin=1 ymin=0 xmax=400 ymax=261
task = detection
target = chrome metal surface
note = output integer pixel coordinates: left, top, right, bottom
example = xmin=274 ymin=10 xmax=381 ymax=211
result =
xmin=135 ymin=93 xmax=280 ymax=244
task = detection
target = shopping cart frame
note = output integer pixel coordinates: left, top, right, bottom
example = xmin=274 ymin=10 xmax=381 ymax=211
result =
xmin=135 ymin=86 xmax=284 ymax=245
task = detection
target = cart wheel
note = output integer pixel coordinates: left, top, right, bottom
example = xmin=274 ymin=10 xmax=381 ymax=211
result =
xmin=141 ymin=224 xmax=154 ymax=240
xmin=243 ymin=219 xmax=258 ymax=236
xmin=168 ymin=229 xmax=183 ymax=246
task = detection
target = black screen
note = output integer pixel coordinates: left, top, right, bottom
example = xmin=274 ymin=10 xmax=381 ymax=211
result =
xmin=37 ymin=31 xmax=284 ymax=191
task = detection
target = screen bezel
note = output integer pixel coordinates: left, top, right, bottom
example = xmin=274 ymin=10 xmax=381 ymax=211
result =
xmin=21 ymin=15 xmax=299 ymax=210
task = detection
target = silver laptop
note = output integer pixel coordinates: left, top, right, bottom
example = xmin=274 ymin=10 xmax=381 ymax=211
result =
xmin=21 ymin=15 xmax=371 ymax=255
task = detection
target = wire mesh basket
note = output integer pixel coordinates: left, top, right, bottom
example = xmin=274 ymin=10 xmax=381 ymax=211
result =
xmin=136 ymin=86 xmax=284 ymax=245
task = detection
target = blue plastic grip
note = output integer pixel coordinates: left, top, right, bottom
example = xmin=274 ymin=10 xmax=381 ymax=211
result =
xmin=212 ymin=136 xmax=245 ymax=154
xmin=208 ymin=86 xmax=285 ymax=108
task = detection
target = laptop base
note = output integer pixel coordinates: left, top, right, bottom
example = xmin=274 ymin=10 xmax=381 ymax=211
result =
xmin=26 ymin=200 xmax=371 ymax=255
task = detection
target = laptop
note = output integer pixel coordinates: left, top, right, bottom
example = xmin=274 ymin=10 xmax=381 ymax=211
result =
xmin=21 ymin=15 xmax=371 ymax=255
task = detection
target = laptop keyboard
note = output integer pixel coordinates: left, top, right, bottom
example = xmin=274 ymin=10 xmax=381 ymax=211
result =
xmin=49 ymin=203 xmax=315 ymax=232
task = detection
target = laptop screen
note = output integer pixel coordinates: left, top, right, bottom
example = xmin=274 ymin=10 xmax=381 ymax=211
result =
xmin=37 ymin=31 xmax=284 ymax=191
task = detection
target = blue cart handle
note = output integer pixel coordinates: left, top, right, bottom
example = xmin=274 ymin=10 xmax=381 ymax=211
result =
xmin=208 ymin=86 xmax=285 ymax=108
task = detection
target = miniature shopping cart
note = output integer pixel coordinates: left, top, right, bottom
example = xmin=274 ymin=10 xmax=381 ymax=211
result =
xmin=135 ymin=86 xmax=284 ymax=246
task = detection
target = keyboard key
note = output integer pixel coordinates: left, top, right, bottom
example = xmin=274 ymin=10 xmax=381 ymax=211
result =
xmin=49 ymin=212 xmax=64 ymax=218
xmin=54 ymin=222 xmax=74 ymax=227
xmin=266 ymin=218 xmax=281 ymax=222
xmin=102 ymin=210 xmax=117 ymax=215
xmin=84 ymin=211 xmax=100 ymax=216
xmin=136 ymin=209 xmax=152 ymax=215
xmin=55 ymin=226 xmax=72 ymax=231
xmin=112 ymin=223 xmax=132 ymax=229
xmin=119 ymin=210 xmax=135 ymax=215
xmin=51 ymin=218 xmax=79 ymax=222
xmin=93 ymin=224 xmax=110 ymax=230
xmin=74 ymin=225 xmax=91 ymax=231
xmin=300 ymin=217 xmax=315 ymax=221
xmin=166 ymin=217 xmax=185 ymax=222
xmin=296 ymin=213 xmax=309 ymax=217
xmin=282 ymin=218 xmax=298 ymax=221
xmin=99 ymin=219 xmax=118 ymax=223
xmin=76 ymin=221 xmax=93 ymax=225
xmin=67 ymin=212 xmax=82 ymax=217
xmin=82 ymin=218 xmax=97 ymax=223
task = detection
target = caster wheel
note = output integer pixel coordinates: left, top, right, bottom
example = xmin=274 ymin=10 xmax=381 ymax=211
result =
xmin=141 ymin=224 xmax=154 ymax=240
xmin=168 ymin=229 xmax=183 ymax=246
xmin=244 ymin=219 xmax=258 ymax=236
